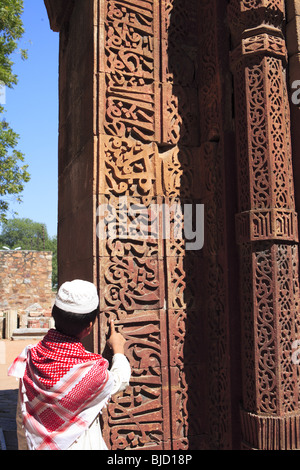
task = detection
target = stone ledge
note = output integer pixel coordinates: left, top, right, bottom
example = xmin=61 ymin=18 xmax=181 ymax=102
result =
xmin=11 ymin=328 xmax=49 ymax=341
xmin=44 ymin=0 xmax=74 ymax=32
xmin=240 ymin=408 xmax=300 ymax=450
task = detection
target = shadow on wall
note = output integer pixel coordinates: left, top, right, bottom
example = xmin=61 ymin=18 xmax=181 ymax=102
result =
xmin=165 ymin=0 xmax=206 ymax=449
xmin=167 ymin=0 xmax=241 ymax=450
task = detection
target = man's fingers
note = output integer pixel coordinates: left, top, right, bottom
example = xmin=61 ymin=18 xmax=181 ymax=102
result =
xmin=110 ymin=319 xmax=115 ymax=334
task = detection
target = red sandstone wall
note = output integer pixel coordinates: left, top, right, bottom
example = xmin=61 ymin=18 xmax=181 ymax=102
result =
xmin=44 ymin=0 xmax=300 ymax=451
xmin=50 ymin=0 xmax=234 ymax=450
xmin=0 ymin=251 xmax=54 ymax=336
xmin=57 ymin=0 xmax=96 ymax=284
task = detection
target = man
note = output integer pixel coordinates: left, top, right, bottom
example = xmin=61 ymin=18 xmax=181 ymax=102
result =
xmin=8 ymin=279 xmax=131 ymax=450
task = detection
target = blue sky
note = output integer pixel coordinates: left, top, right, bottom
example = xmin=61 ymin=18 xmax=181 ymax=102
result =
xmin=2 ymin=0 xmax=59 ymax=238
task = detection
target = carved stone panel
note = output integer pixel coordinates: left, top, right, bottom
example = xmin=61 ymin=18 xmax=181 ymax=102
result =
xmin=99 ymin=257 xmax=164 ymax=312
xmin=228 ymin=0 xmax=300 ymax=450
xmin=100 ymin=309 xmax=171 ymax=450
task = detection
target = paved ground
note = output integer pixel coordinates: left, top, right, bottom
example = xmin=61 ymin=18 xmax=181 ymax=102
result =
xmin=0 ymin=339 xmax=38 ymax=450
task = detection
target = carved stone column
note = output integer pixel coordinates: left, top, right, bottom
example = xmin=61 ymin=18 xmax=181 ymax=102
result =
xmin=228 ymin=0 xmax=300 ymax=450
xmin=95 ymin=0 xmax=203 ymax=450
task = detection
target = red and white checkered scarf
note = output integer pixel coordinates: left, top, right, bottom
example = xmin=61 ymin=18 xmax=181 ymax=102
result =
xmin=8 ymin=329 xmax=113 ymax=450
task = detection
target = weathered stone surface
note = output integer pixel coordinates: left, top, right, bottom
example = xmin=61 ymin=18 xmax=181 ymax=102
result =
xmin=0 ymin=251 xmax=54 ymax=337
xmin=45 ymin=0 xmax=300 ymax=451
xmin=228 ymin=0 xmax=300 ymax=450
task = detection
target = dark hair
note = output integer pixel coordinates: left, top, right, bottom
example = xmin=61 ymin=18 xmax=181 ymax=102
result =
xmin=52 ymin=304 xmax=99 ymax=338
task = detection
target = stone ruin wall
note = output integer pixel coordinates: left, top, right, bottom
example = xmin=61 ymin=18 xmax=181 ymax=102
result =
xmin=0 ymin=251 xmax=54 ymax=339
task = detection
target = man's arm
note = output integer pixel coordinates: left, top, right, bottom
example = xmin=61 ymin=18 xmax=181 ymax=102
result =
xmin=107 ymin=320 xmax=131 ymax=395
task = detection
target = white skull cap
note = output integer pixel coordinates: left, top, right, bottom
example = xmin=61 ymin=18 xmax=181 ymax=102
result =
xmin=55 ymin=280 xmax=99 ymax=314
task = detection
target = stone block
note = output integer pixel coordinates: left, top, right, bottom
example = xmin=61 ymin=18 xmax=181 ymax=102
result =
xmin=58 ymin=138 xmax=95 ymax=220
xmin=96 ymin=194 xmax=164 ymax=259
xmin=58 ymin=197 xmax=95 ymax=267
xmin=12 ymin=328 xmax=48 ymax=340
xmin=99 ymin=257 xmax=164 ymax=311
xmin=5 ymin=311 xmax=18 ymax=339
xmin=286 ymin=0 xmax=300 ymax=22
xmin=289 ymin=53 xmax=300 ymax=84
xmin=286 ymin=16 xmax=300 ymax=56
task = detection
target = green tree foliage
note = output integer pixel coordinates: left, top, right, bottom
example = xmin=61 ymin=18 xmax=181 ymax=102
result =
xmin=0 ymin=0 xmax=30 ymax=222
xmin=0 ymin=120 xmax=30 ymax=221
xmin=0 ymin=0 xmax=28 ymax=86
xmin=0 ymin=217 xmax=58 ymax=289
